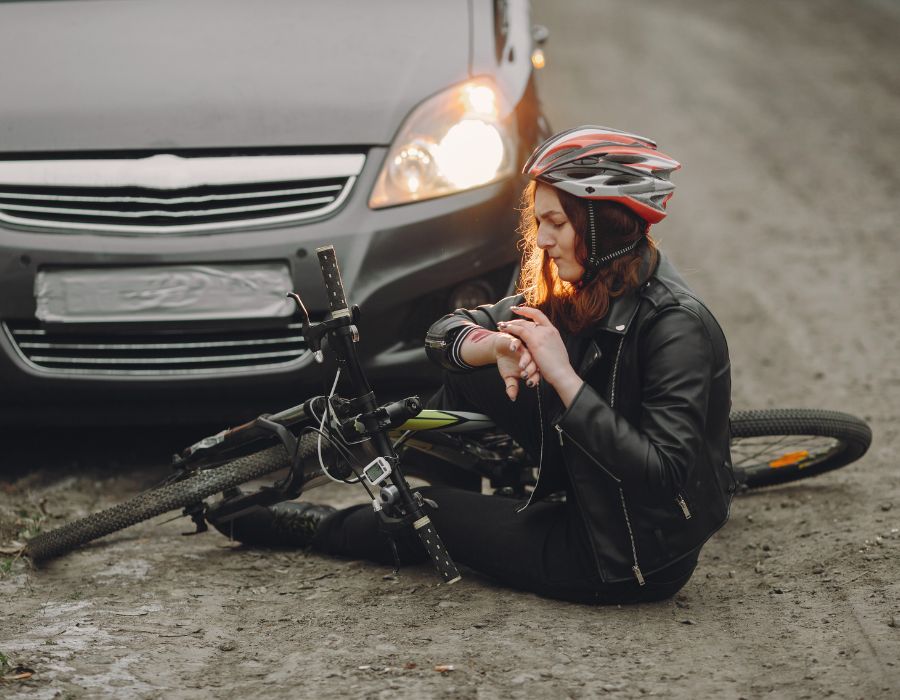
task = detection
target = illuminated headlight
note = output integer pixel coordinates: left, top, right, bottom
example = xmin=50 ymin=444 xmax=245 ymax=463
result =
xmin=369 ymin=78 xmax=518 ymax=208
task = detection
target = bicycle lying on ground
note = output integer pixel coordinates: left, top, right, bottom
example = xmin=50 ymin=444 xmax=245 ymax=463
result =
xmin=24 ymin=247 xmax=873 ymax=581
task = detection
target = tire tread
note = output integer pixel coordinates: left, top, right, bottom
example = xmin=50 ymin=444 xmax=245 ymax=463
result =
xmin=26 ymin=434 xmax=318 ymax=562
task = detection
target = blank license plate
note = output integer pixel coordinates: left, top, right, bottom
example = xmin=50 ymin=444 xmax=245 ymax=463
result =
xmin=35 ymin=263 xmax=295 ymax=323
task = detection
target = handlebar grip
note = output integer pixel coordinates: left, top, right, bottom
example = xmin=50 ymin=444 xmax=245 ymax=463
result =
xmin=413 ymin=515 xmax=461 ymax=584
xmin=316 ymin=245 xmax=351 ymax=318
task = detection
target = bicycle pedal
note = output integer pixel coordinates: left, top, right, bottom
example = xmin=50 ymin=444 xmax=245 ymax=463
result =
xmin=181 ymin=505 xmax=209 ymax=535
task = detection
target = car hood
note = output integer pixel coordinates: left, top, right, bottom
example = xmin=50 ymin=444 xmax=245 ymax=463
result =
xmin=0 ymin=0 xmax=471 ymax=152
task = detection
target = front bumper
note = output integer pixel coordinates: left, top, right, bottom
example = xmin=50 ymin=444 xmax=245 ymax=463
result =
xmin=0 ymin=149 xmax=524 ymax=424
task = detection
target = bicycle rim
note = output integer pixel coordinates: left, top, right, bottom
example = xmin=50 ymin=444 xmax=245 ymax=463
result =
xmin=729 ymin=409 xmax=872 ymax=489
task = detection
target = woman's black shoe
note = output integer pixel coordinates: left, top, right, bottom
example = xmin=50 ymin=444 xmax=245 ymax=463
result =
xmin=209 ymin=501 xmax=337 ymax=548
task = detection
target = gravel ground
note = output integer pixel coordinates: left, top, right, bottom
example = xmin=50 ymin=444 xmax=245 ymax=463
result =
xmin=2 ymin=1 xmax=899 ymax=698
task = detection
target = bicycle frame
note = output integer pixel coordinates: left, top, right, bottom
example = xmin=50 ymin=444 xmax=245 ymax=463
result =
xmin=188 ymin=246 xmax=461 ymax=584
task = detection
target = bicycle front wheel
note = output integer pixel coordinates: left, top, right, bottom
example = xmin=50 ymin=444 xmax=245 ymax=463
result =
xmin=25 ymin=434 xmax=317 ymax=562
xmin=729 ymin=408 xmax=872 ymax=490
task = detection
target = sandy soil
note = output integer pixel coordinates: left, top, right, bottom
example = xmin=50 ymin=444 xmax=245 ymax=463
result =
xmin=2 ymin=1 xmax=899 ymax=697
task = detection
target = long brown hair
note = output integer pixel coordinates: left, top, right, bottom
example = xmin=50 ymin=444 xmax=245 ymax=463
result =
xmin=517 ymin=181 xmax=658 ymax=334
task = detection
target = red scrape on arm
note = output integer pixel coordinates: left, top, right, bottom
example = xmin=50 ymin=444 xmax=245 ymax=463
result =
xmin=467 ymin=329 xmax=494 ymax=344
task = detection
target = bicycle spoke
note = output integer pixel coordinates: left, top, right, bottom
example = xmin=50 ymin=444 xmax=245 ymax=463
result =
xmin=731 ymin=434 xmax=840 ymax=469
xmin=732 ymin=434 xmax=791 ymax=467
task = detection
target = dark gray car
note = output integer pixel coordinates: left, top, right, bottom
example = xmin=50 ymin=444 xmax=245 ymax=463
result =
xmin=0 ymin=0 xmax=548 ymax=424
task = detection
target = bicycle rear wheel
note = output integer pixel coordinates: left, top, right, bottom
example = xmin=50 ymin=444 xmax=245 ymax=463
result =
xmin=729 ymin=409 xmax=872 ymax=489
xmin=25 ymin=435 xmax=317 ymax=562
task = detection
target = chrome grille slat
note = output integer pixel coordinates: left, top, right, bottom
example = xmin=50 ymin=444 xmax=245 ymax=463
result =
xmin=10 ymin=322 xmax=306 ymax=336
xmin=29 ymin=349 xmax=303 ymax=365
xmin=0 ymin=182 xmax=343 ymax=205
xmin=18 ymin=335 xmax=305 ymax=350
xmin=1 ymin=194 xmax=337 ymax=219
xmin=0 ymin=153 xmax=364 ymax=234
xmin=3 ymin=321 xmax=311 ymax=376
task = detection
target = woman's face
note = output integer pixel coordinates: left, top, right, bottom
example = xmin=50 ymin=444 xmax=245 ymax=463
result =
xmin=534 ymin=184 xmax=585 ymax=283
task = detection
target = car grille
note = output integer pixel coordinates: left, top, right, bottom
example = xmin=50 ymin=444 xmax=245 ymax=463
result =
xmin=0 ymin=153 xmax=365 ymax=234
xmin=2 ymin=320 xmax=311 ymax=375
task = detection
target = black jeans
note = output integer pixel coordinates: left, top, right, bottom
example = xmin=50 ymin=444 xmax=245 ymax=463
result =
xmin=311 ymin=368 xmax=697 ymax=604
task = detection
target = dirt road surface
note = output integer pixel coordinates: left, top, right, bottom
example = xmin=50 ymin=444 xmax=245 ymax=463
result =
xmin=2 ymin=1 xmax=899 ymax=698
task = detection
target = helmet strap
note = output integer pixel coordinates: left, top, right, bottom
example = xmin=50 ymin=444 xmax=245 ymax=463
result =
xmin=579 ymin=201 xmax=643 ymax=285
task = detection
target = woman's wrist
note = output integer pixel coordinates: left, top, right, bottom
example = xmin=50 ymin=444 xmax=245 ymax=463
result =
xmin=457 ymin=327 xmax=502 ymax=367
xmin=489 ymin=331 xmax=509 ymax=362
xmin=550 ymin=367 xmax=584 ymax=408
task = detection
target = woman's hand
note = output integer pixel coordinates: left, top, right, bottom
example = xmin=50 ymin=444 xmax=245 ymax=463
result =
xmin=497 ymin=306 xmax=584 ymax=407
xmin=492 ymin=331 xmax=541 ymax=402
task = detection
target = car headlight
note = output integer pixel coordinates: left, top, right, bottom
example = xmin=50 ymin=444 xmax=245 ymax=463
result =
xmin=369 ymin=77 xmax=518 ymax=208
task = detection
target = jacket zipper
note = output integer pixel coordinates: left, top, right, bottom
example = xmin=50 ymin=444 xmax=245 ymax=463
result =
xmin=609 ymin=335 xmax=625 ymax=407
xmin=619 ymin=490 xmax=645 ymax=585
xmin=609 ymin=335 xmax=646 ymax=586
xmin=676 ymin=493 xmax=692 ymax=519
xmin=554 ymin=424 xmax=620 ymax=483
xmin=516 ymin=381 xmax=545 ymax=513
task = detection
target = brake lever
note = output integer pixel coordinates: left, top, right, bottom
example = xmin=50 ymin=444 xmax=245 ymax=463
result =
xmin=286 ymin=292 xmax=324 ymax=363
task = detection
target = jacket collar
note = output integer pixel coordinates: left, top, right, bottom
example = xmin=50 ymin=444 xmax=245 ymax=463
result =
xmin=590 ymin=245 xmax=659 ymax=336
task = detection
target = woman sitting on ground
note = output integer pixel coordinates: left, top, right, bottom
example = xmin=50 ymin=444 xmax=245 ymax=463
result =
xmin=217 ymin=126 xmax=735 ymax=605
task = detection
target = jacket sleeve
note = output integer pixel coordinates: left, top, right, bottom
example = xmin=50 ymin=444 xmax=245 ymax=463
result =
xmin=424 ymin=294 xmax=525 ymax=371
xmin=556 ymin=306 xmax=716 ymax=497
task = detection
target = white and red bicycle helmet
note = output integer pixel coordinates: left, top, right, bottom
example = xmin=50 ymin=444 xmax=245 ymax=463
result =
xmin=523 ymin=125 xmax=681 ymax=224
xmin=523 ymin=125 xmax=681 ymax=282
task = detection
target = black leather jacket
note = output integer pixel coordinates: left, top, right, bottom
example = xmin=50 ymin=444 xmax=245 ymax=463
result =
xmin=425 ymin=251 xmax=735 ymax=584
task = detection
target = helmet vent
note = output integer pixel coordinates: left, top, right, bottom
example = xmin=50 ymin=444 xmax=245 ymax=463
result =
xmin=605 ymin=154 xmax=642 ymax=165
xmin=546 ymin=147 xmax=579 ymax=164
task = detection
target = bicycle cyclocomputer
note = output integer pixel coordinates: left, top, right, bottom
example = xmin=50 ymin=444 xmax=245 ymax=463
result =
xmin=362 ymin=457 xmax=392 ymax=487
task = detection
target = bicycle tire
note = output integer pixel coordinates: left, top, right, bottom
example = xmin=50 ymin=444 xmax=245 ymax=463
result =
xmin=729 ymin=408 xmax=872 ymax=489
xmin=26 ymin=434 xmax=318 ymax=562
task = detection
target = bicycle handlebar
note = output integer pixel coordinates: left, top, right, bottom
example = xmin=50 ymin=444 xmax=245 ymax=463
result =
xmin=414 ymin=515 xmax=462 ymax=584
xmin=312 ymin=244 xmax=461 ymax=585
xmin=316 ymin=245 xmax=351 ymax=317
